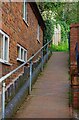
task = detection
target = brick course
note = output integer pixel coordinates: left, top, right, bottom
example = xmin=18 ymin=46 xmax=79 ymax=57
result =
xmin=70 ymin=24 xmax=79 ymax=74
xmin=1 ymin=2 xmax=44 ymax=78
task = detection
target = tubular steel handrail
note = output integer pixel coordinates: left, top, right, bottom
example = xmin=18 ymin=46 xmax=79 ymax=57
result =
xmin=0 ymin=40 xmax=51 ymax=83
xmin=0 ymin=40 xmax=52 ymax=119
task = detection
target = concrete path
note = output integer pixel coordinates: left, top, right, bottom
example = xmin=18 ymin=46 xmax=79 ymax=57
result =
xmin=14 ymin=52 xmax=71 ymax=118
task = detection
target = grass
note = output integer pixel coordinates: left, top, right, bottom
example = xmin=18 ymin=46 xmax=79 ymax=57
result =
xmin=50 ymin=41 xmax=69 ymax=52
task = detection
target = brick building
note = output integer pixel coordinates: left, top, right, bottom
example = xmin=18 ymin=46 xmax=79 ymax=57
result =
xmin=70 ymin=23 xmax=79 ymax=114
xmin=0 ymin=2 xmax=47 ymax=117
xmin=0 ymin=1 xmax=45 ymax=77
xmin=70 ymin=23 xmax=79 ymax=74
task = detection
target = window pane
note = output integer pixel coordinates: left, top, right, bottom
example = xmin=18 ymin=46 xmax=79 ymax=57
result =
xmin=4 ymin=36 xmax=8 ymax=61
xmin=17 ymin=46 xmax=20 ymax=59
xmin=23 ymin=50 xmax=24 ymax=61
xmin=0 ymin=33 xmax=3 ymax=59
xmin=21 ymin=48 xmax=23 ymax=60
xmin=24 ymin=51 xmax=26 ymax=61
xmin=17 ymin=44 xmax=27 ymax=62
xmin=24 ymin=1 xmax=27 ymax=22
xmin=25 ymin=2 xmax=27 ymax=20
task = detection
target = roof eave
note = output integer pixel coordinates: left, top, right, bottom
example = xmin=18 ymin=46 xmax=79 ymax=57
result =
xmin=29 ymin=2 xmax=46 ymax=30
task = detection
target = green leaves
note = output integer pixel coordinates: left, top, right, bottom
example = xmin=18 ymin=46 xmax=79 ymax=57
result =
xmin=37 ymin=2 xmax=78 ymax=24
xmin=43 ymin=19 xmax=54 ymax=44
xmin=37 ymin=2 xmax=78 ymax=45
xmin=50 ymin=41 xmax=68 ymax=52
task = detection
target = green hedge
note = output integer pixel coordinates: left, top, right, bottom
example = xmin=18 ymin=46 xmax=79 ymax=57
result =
xmin=50 ymin=41 xmax=68 ymax=52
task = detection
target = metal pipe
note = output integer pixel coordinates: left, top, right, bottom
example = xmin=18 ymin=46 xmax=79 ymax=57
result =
xmin=46 ymin=45 xmax=48 ymax=61
xmin=41 ymin=50 xmax=43 ymax=71
xmin=0 ymin=40 xmax=52 ymax=83
xmin=29 ymin=60 xmax=32 ymax=94
xmin=0 ymin=40 xmax=52 ymax=119
xmin=2 ymin=81 xmax=5 ymax=119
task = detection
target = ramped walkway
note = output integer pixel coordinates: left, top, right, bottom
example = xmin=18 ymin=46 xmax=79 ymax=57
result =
xmin=14 ymin=52 xmax=71 ymax=118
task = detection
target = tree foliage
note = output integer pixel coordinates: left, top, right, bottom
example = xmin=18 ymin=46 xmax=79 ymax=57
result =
xmin=37 ymin=2 xmax=79 ymax=44
xmin=37 ymin=2 xmax=78 ymax=24
xmin=43 ymin=20 xmax=54 ymax=44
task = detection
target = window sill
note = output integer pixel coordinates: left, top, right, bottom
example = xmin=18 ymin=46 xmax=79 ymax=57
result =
xmin=23 ymin=18 xmax=29 ymax=27
xmin=17 ymin=58 xmax=25 ymax=63
xmin=0 ymin=60 xmax=12 ymax=66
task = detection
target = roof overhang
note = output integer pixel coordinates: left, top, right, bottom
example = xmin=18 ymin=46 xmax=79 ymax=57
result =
xmin=29 ymin=2 xmax=46 ymax=30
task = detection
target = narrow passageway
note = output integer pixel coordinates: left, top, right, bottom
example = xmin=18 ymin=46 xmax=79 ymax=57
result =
xmin=14 ymin=52 xmax=71 ymax=118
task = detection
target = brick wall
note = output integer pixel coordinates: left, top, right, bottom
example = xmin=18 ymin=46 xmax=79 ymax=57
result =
xmin=70 ymin=24 xmax=79 ymax=74
xmin=1 ymin=2 xmax=44 ymax=77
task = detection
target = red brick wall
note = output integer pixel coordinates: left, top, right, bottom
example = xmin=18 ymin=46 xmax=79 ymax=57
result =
xmin=1 ymin=2 xmax=43 ymax=77
xmin=70 ymin=24 xmax=79 ymax=74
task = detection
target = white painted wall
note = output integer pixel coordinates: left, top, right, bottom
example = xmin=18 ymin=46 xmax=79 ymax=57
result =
xmin=53 ymin=24 xmax=61 ymax=46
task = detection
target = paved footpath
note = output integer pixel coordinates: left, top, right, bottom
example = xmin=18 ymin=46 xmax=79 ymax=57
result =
xmin=14 ymin=52 xmax=71 ymax=118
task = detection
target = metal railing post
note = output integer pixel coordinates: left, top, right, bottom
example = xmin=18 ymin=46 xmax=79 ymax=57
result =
xmin=2 ymin=81 xmax=5 ymax=119
xmin=29 ymin=60 xmax=32 ymax=95
xmin=41 ymin=49 xmax=43 ymax=71
xmin=50 ymin=41 xmax=52 ymax=54
xmin=46 ymin=44 xmax=48 ymax=61
xmin=0 ymin=40 xmax=52 ymax=119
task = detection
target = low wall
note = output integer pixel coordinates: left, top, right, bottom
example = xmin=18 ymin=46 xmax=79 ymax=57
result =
xmin=5 ymin=51 xmax=52 ymax=118
xmin=70 ymin=23 xmax=79 ymax=74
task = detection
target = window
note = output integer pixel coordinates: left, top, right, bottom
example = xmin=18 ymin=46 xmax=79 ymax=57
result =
xmin=17 ymin=44 xmax=27 ymax=62
xmin=0 ymin=30 xmax=9 ymax=63
xmin=37 ymin=24 xmax=40 ymax=42
xmin=23 ymin=0 xmax=27 ymax=23
xmin=24 ymin=51 xmax=26 ymax=61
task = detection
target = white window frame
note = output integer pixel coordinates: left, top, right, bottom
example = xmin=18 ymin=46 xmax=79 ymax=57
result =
xmin=37 ymin=23 xmax=40 ymax=42
xmin=0 ymin=29 xmax=9 ymax=63
xmin=17 ymin=44 xmax=27 ymax=62
xmin=23 ymin=0 xmax=28 ymax=24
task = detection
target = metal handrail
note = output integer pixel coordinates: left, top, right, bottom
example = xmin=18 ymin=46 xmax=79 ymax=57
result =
xmin=0 ymin=40 xmax=52 ymax=119
xmin=0 ymin=40 xmax=52 ymax=83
